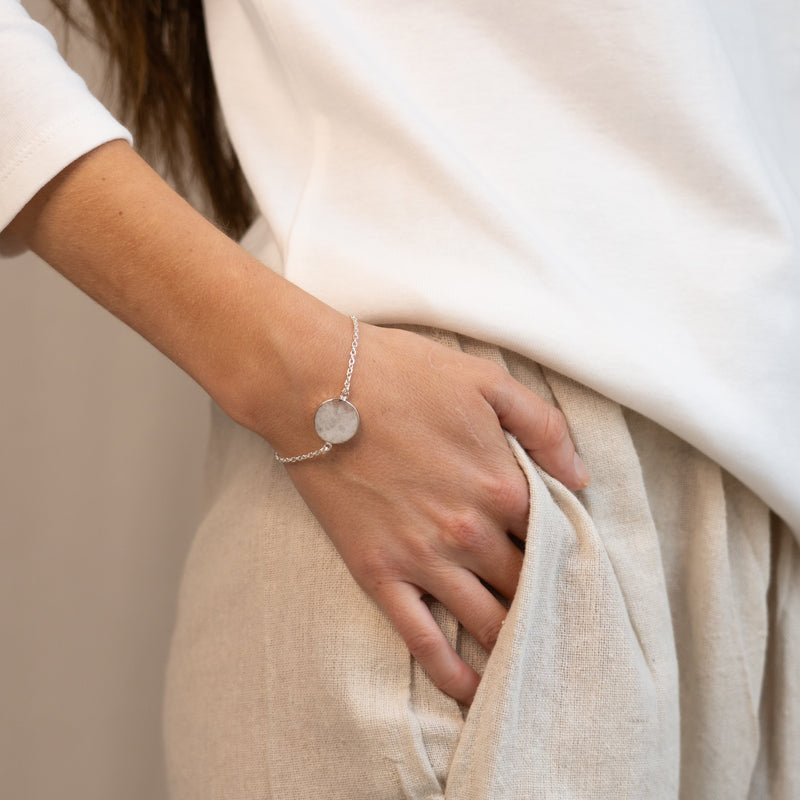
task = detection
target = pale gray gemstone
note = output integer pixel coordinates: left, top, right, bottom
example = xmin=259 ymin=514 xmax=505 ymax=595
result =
xmin=314 ymin=399 xmax=360 ymax=444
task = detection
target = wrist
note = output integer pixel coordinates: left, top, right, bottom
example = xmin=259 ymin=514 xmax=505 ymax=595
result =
xmin=8 ymin=138 xmax=359 ymax=459
xmin=213 ymin=292 xmax=358 ymax=459
xmin=273 ymin=316 xmax=361 ymax=463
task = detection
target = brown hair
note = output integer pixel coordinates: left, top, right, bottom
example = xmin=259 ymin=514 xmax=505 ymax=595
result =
xmin=53 ymin=0 xmax=254 ymax=239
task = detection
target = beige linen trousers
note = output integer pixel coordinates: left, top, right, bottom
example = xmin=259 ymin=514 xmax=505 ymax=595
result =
xmin=164 ymin=330 xmax=799 ymax=799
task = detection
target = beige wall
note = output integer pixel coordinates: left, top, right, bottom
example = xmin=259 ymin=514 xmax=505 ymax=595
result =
xmin=1 ymin=4 xmax=210 ymax=798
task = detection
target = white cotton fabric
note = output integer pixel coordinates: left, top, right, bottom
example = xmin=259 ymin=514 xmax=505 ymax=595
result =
xmin=0 ymin=1 xmax=131 ymax=237
xmin=0 ymin=0 xmax=797 ymax=535
xmin=163 ymin=330 xmax=799 ymax=799
xmin=202 ymin=0 xmax=800 ymax=537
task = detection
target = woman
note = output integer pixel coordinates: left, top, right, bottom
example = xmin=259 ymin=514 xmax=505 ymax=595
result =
xmin=2 ymin=1 xmax=798 ymax=798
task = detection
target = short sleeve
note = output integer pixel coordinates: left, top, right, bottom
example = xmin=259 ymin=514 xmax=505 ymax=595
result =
xmin=0 ymin=0 xmax=132 ymax=237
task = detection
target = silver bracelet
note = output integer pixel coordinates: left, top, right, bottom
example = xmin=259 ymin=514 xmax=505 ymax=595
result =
xmin=274 ymin=316 xmax=360 ymax=464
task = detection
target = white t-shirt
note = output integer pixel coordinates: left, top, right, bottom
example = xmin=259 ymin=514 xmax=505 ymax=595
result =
xmin=0 ymin=1 xmax=131 ymax=228
xmin=2 ymin=0 xmax=799 ymax=533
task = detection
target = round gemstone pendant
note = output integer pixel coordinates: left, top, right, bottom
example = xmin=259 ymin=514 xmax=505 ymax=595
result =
xmin=314 ymin=398 xmax=360 ymax=444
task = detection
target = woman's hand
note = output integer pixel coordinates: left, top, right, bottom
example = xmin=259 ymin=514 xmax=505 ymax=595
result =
xmin=6 ymin=141 xmax=589 ymax=706
xmin=278 ymin=323 xmax=589 ymax=705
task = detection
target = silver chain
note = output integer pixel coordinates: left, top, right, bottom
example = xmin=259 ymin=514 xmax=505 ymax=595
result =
xmin=339 ymin=316 xmax=359 ymax=401
xmin=274 ymin=441 xmax=333 ymax=464
xmin=274 ymin=316 xmax=359 ymax=464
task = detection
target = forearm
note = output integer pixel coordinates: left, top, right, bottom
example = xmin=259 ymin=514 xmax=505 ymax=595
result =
xmin=3 ymin=138 xmax=591 ymax=705
xmin=3 ymin=140 xmax=350 ymax=455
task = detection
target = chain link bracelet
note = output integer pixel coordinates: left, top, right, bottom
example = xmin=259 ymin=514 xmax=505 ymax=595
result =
xmin=274 ymin=316 xmax=360 ymax=464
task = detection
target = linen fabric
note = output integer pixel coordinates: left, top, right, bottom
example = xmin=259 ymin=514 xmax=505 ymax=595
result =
xmin=163 ymin=328 xmax=799 ymax=799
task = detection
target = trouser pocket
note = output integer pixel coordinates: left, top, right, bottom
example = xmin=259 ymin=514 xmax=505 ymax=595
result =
xmin=443 ymin=432 xmax=680 ymax=799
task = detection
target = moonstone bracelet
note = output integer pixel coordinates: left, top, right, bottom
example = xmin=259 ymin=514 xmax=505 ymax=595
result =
xmin=274 ymin=316 xmax=360 ymax=464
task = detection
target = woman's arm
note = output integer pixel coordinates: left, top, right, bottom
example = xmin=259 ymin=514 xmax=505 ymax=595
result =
xmin=3 ymin=140 xmax=589 ymax=704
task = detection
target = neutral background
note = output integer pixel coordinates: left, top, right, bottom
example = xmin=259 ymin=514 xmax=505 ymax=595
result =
xmin=1 ymin=2 xmax=211 ymax=797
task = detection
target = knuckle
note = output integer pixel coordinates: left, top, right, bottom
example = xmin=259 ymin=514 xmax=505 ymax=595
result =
xmin=484 ymin=473 xmax=529 ymax=518
xmin=483 ymin=361 xmax=509 ymax=385
xmin=440 ymin=511 xmax=490 ymax=553
xmin=540 ymin=406 xmax=569 ymax=448
xmin=349 ymin=548 xmax=396 ymax=590
xmin=404 ymin=535 xmax=442 ymax=571
xmin=434 ymin=662 xmax=472 ymax=697
xmin=482 ymin=367 xmax=514 ymax=409
xmin=405 ymin=628 xmax=444 ymax=663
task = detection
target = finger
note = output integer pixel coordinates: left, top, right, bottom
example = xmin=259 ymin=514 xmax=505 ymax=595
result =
xmin=506 ymin=509 xmax=529 ymax=543
xmin=468 ymin=533 xmax=525 ymax=602
xmin=432 ymin=568 xmax=510 ymax=654
xmin=476 ymin=464 xmax=530 ymax=541
xmin=437 ymin=511 xmax=525 ymax=600
xmin=485 ymin=374 xmax=590 ymax=491
xmin=380 ymin=581 xmax=480 ymax=705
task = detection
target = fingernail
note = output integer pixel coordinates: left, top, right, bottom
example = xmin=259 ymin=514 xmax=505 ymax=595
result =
xmin=573 ymin=453 xmax=591 ymax=489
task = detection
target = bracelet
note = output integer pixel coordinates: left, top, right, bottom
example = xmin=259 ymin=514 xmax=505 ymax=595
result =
xmin=274 ymin=316 xmax=360 ymax=464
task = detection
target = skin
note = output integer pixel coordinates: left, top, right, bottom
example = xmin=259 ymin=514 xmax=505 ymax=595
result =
xmin=2 ymin=140 xmax=590 ymax=705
